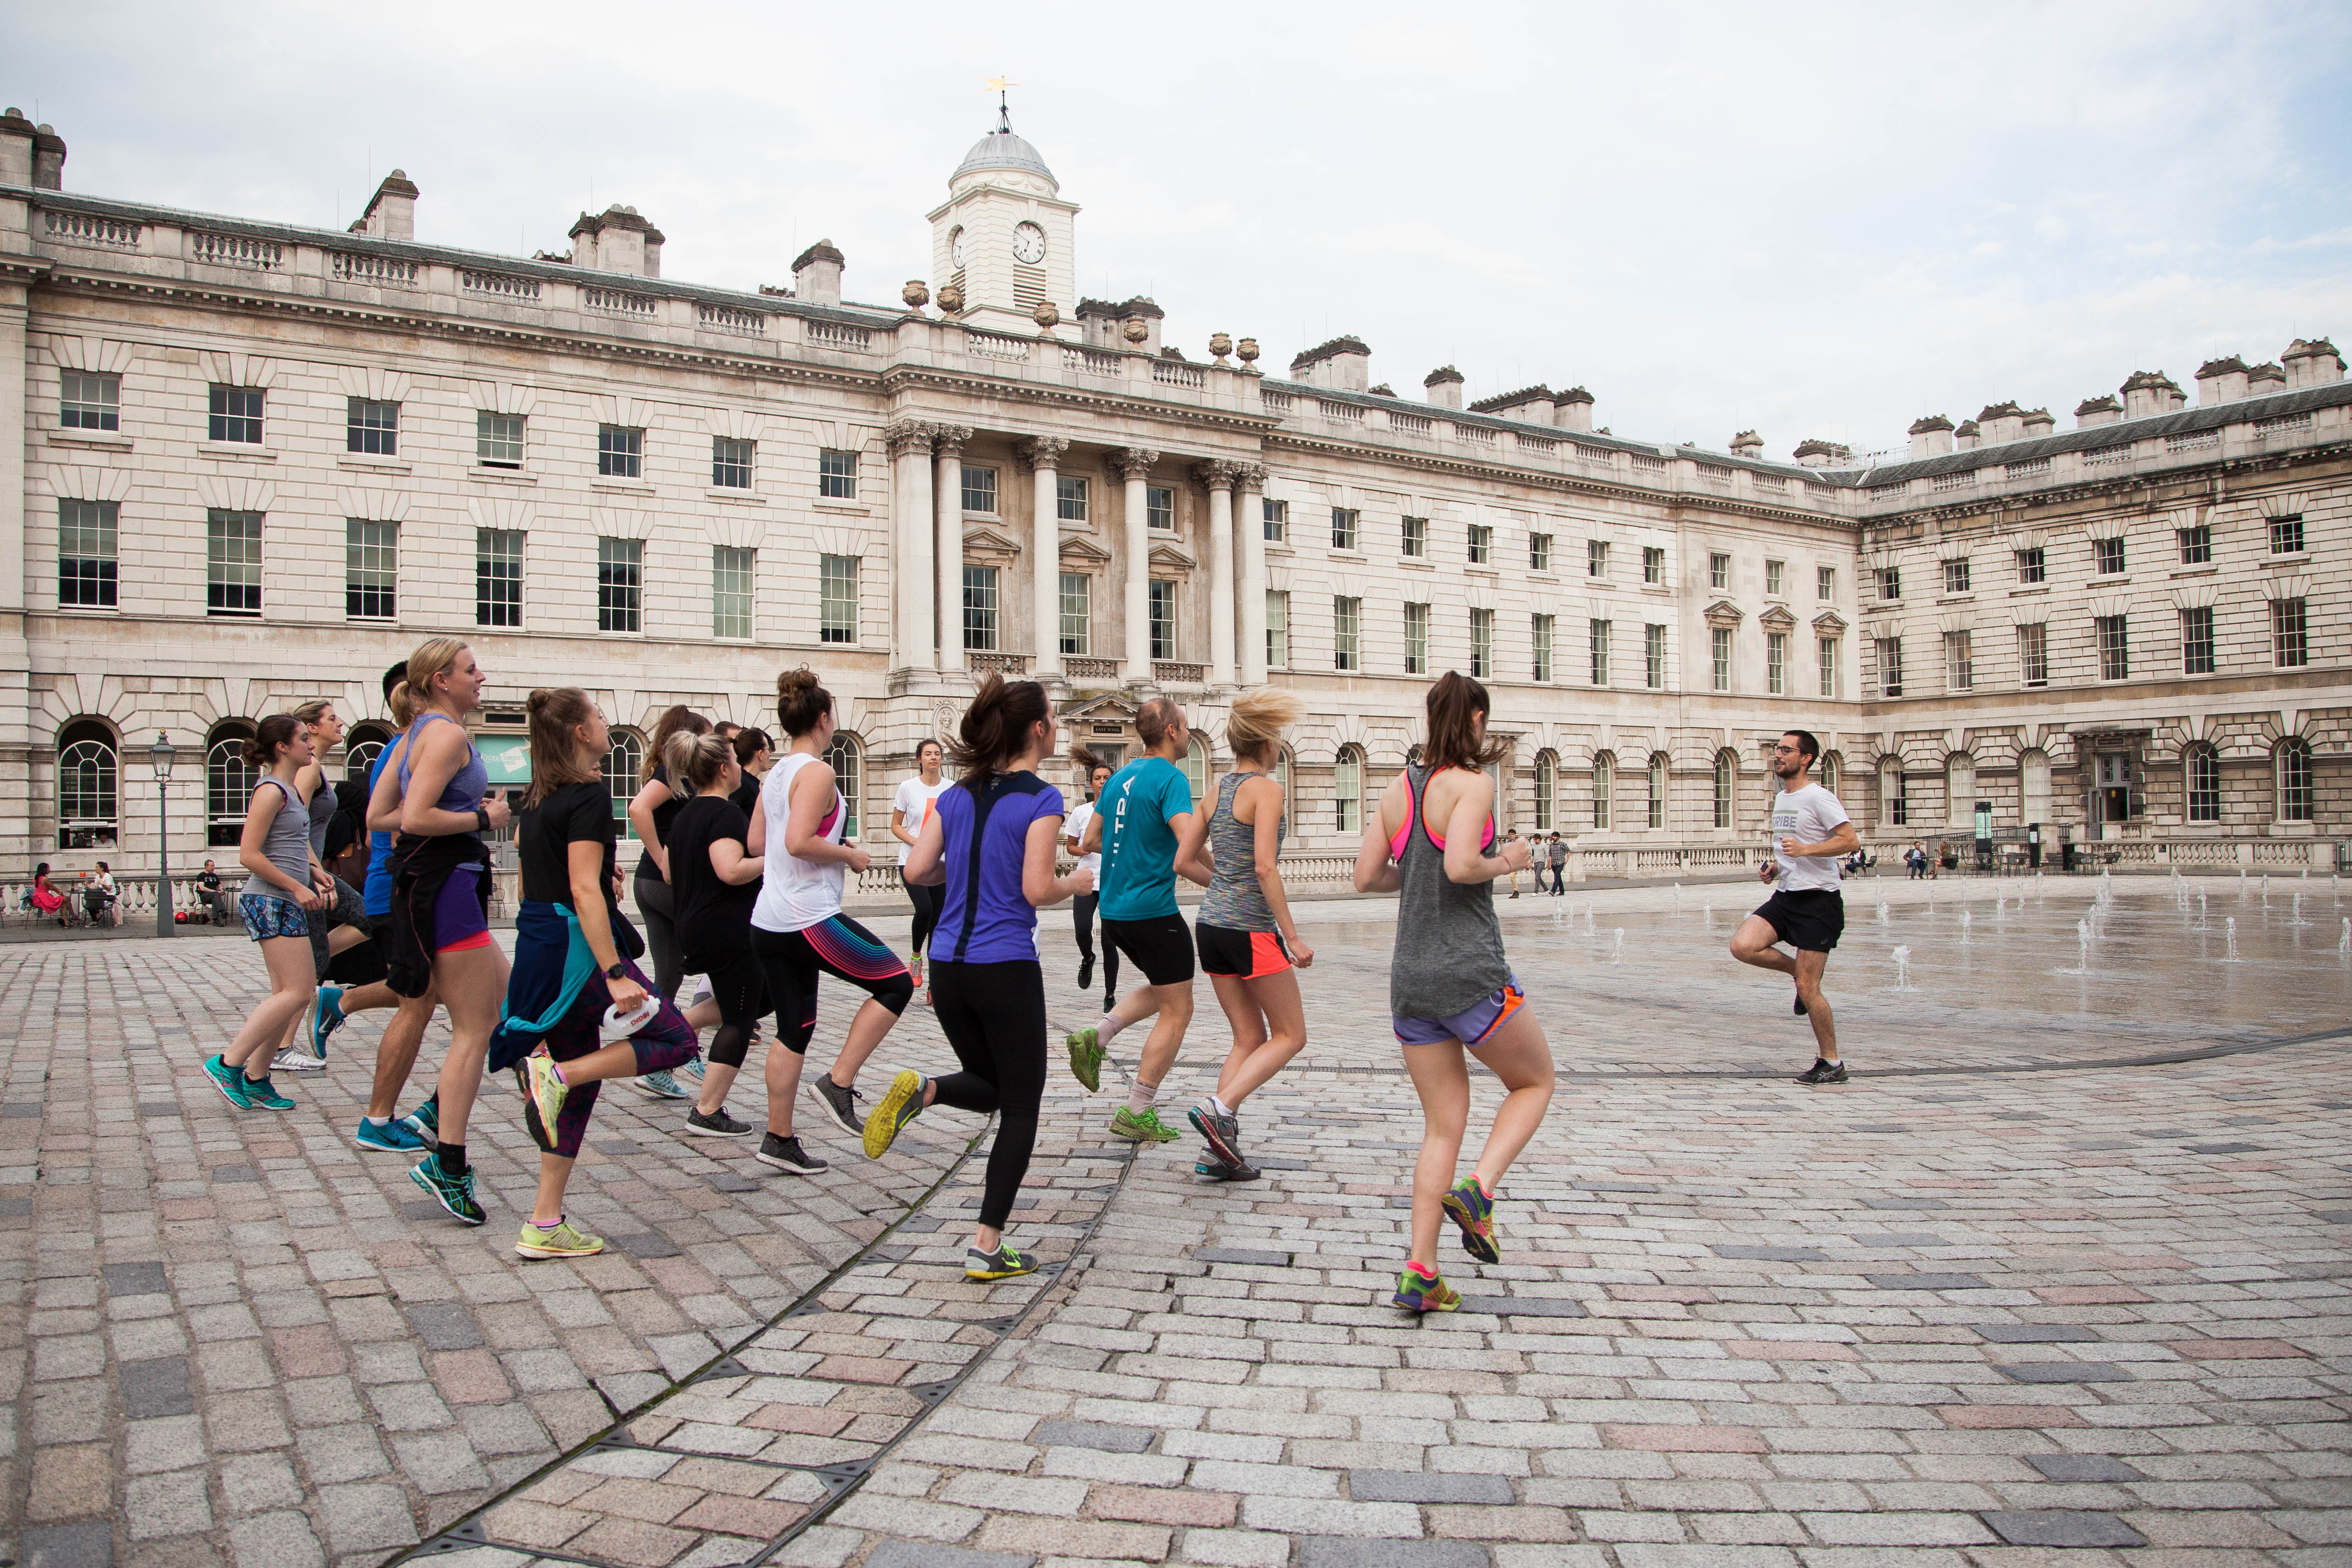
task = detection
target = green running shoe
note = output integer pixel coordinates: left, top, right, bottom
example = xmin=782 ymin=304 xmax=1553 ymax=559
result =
xmin=1109 ymin=1106 xmax=1182 ymax=1143
xmin=515 ymin=1054 xmax=569 ymax=1154
xmin=409 ymin=1151 xmax=486 ymax=1226
xmin=1442 ymin=1175 xmax=1500 ymax=1264
xmin=515 ymin=1218 xmax=605 ymax=1259
xmin=1064 ymin=1026 xmax=1104 ymax=1093
xmin=863 ymin=1069 xmax=928 ymax=1159
xmin=203 ymin=1054 xmax=253 ymax=1109
xmin=1392 ymin=1265 xmax=1460 ymax=1313
xmin=242 ymin=1075 xmax=296 ymax=1112
xmin=965 ymin=1242 xmax=1040 ymax=1281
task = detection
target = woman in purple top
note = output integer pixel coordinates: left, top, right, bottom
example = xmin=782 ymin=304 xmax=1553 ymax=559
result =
xmin=865 ymin=676 xmax=1093 ymax=1283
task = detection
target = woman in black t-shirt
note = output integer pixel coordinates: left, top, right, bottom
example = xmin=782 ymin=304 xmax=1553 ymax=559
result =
xmin=499 ymin=689 xmax=703 ymax=1261
xmin=662 ymin=731 xmax=774 ymax=1144
xmin=625 ymin=704 xmax=711 ymax=1008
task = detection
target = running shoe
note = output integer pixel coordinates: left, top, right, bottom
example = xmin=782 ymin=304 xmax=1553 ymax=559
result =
xmin=1187 ymin=1105 xmax=1244 ymax=1169
xmin=1795 ymin=1058 xmax=1849 ymax=1085
xmin=270 ymin=1046 xmax=327 ymax=1074
xmin=806 ymin=1073 xmax=863 ymax=1138
xmin=685 ymin=1105 xmax=752 ymax=1137
xmin=754 ymin=1133 xmax=828 ymax=1174
xmin=1443 ymin=1175 xmax=1500 ymax=1264
xmin=311 ymin=985 xmax=345 ymax=1055
xmin=355 ymin=1117 xmax=427 ymax=1153
xmin=1109 ymin=1106 xmax=1182 ymax=1144
xmin=203 ymin=1054 xmax=253 ymax=1109
xmin=1195 ymin=1155 xmax=1263 ymax=1182
xmin=631 ymin=1069 xmax=691 ymax=1101
xmin=403 ymin=1095 xmax=439 ymax=1138
xmin=1393 ymin=1265 xmax=1460 ymax=1313
xmin=243 ymin=1075 xmax=296 ymax=1112
xmin=966 ymin=1242 xmax=1041 ymax=1281
xmin=409 ymin=1151 xmax=486 ymax=1225
xmin=515 ymin=1218 xmax=605 ymax=1259
xmin=1077 ymin=956 xmax=1094 ymax=993
xmin=516 ymin=1054 xmax=569 ymax=1154
xmin=679 ymin=1055 xmax=706 ymax=1083
xmin=862 ymin=1070 xmax=927 ymax=1159
xmin=1064 ymin=1027 xmax=1105 ymax=1094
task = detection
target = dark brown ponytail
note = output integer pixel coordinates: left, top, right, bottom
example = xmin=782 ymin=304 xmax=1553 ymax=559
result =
xmin=949 ymin=674 xmax=1051 ymax=789
xmin=1423 ymin=670 xmax=1510 ymax=772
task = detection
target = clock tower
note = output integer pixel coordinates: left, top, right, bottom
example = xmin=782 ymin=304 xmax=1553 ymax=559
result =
xmin=928 ymin=104 xmax=1078 ymax=335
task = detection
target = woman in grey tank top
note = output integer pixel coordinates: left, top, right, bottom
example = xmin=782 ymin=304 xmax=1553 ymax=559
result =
xmin=204 ymin=715 xmax=330 ymax=1113
xmin=1352 ymin=672 xmax=1555 ymax=1315
xmin=1185 ymin=689 xmax=1313 ymax=1181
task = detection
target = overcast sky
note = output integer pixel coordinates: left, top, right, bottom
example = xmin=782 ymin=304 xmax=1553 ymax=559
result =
xmin=14 ymin=1 xmax=2351 ymax=461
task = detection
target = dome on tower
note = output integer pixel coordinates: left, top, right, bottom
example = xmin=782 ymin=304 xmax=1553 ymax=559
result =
xmin=952 ymin=127 xmax=1057 ymax=189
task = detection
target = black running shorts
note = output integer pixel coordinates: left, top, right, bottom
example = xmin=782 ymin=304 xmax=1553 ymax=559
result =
xmin=1101 ymin=913 xmax=1195 ymax=987
xmin=1753 ymin=888 xmax=1845 ymax=953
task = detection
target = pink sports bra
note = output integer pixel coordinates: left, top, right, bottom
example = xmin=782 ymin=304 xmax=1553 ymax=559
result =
xmin=1389 ymin=764 xmax=1499 ymax=861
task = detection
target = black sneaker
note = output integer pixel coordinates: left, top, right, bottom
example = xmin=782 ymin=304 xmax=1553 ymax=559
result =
xmin=685 ymin=1106 xmax=752 ymax=1137
xmin=1795 ymin=1058 xmax=1849 ymax=1085
xmin=1195 ymin=1155 xmax=1262 ymax=1182
xmin=805 ymin=1073 xmax=862 ymax=1137
xmin=755 ymin=1133 xmax=828 ymax=1174
xmin=1077 ymin=956 xmax=1094 ymax=993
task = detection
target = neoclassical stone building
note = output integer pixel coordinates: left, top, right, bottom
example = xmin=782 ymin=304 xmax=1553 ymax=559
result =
xmin=2 ymin=104 xmax=2346 ymax=888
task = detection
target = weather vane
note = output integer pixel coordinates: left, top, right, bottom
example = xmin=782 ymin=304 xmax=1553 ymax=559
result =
xmin=985 ymin=76 xmax=1019 ymax=133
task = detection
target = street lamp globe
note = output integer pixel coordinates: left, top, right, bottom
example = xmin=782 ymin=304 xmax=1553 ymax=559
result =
xmin=150 ymin=730 xmax=176 ymax=780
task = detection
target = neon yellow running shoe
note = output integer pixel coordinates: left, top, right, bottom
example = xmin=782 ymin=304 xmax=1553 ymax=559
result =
xmin=1109 ymin=1105 xmax=1182 ymax=1143
xmin=965 ymin=1242 xmax=1041 ymax=1281
xmin=515 ymin=1218 xmax=604 ymax=1259
xmin=1065 ymin=1027 xmax=1104 ymax=1093
xmin=863 ymin=1069 xmax=928 ymax=1159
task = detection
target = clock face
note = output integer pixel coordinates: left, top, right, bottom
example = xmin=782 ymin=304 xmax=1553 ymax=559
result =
xmin=948 ymin=226 xmax=965 ymax=269
xmin=1012 ymin=222 xmax=1047 ymax=265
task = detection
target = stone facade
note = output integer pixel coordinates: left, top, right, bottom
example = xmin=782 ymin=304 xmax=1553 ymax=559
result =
xmin=2 ymin=105 xmax=2347 ymax=879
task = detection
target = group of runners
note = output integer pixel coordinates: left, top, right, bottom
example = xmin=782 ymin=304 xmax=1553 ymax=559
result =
xmin=200 ymin=638 xmax=1859 ymax=1309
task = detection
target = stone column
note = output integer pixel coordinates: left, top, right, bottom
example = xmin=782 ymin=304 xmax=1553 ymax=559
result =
xmin=934 ymin=425 xmax=972 ymax=676
xmin=1114 ymin=448 xmax=1159 ymax=685
xmin=1235 ymin=463 xmax=1269 ymax=687
xmin=1194 ymin=461 xmax=1239 ymax=687
xmin=1018 ymin=437 xmax=1070 ymax=682
xmin=885 ymin=420 xmax=938 ymax=674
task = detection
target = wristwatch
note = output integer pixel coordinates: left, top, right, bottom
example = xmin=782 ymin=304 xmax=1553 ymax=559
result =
xmin=474 ymin=807 xmax=491 ymax=833
xmin=604 ymin=962 xmax=629 ymax=980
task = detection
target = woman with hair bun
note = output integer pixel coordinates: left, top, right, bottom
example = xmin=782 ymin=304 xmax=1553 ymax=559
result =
xmin=748 ymin=668 xmax=914 ymax=1174
xmin=203 ymin=715 xmax=332 ymax=1114
xmin=864 ymin=675 xmax=1092 ymax=1282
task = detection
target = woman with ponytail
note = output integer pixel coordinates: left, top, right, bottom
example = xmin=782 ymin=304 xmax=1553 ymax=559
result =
xmin=864 ymin=675 xmax=1092 ymax=1282
xmin=747 ymin=668 xmax=914 ymax=1173
xmin=661 ymin=730 xmax=771 ymax=1139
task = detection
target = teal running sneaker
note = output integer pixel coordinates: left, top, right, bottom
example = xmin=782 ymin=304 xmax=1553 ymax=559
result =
xmin=402 ymin=1095 xmax=439 ymax=1138
xmin=310 ymin=985 xmax=345 ymax=1056
xmin=1392 ymin=1264 xmax=1460 ymax=1313
xmin=243 ymin=1075 xmax=296 ymax=1112
xmin=1442 ymin=1175 xmax=1500 ymax=1264
xmin=409 ymin=1151 xmax=486 ymax=1226
xmin=355 ymin=1117 xmax=427 ymax=1153
xmin=630 ymin=1069 xmax=690 ymax=1101
xmin=203 ymin=1054 xmax=253 ymax=1109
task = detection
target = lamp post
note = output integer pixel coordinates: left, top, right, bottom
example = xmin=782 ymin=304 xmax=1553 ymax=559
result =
xmin=151 ymin=730 xmax=177 ymax=937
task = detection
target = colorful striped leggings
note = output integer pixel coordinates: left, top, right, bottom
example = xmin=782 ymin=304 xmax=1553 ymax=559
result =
xmin=748 ymin=914 xmax=914 ymax=1054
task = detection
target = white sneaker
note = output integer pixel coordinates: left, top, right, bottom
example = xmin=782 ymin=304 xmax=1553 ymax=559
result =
xmin=684 ymin=973 xmax=714 ymax=1009
xmin=271 ymin=1045 xmax=327 ymax=1073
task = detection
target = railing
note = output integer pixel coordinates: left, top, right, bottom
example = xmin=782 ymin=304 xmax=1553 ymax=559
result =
xmin=1389 ymin=411 xmax=1433 ymax=436
xmin=1694 ymin=462 xmax=1732 ymax=481
xmin=1152 ymin=661 xmax=1207 ymax=684
xmin=1453 ymin=423 xmax=1494 ymax=446
xmin=696 ymin=303 xmax=765 ymax=336
xmin=45 ymin=210 xmax=142 ymax=250
xmin=1932 ymin=470 xmax=1976 ymax=491
xmin=966 ymin=652 xmax=1030 ymax=676
xmin=2083 ymin=442 xmax=2136 ymax=466
xmin=2165 ymin=429 xmax=2220 ymax=454
xmin=805 ymin=320 xmax=872 ymax=351
xmin=189 ymin=231 xmax=284 ymax=271
xmin=1071 ymin=347 xmax=1121 ymax=377
xmin=1629 ymin=453 xmax=1665 ymax=473
xmin=1518 ymin=434 xmax=1557 ymax=457
xmin=1152 ymin=360 xmax=1205 ymax=389
xmin=581 ymin=286 xmax=659 ymax=320
xmin=2005 ymin=457 xmax=2051 ymax=481
xmin=1259 ymin=389 xmax=1292 ymax=414
xmin=2255 ymin=412 xmax=2312 ymax=438
xmin=1063 ymin=657 xmax=1122 ymax=681
xmin=1754 ymin=473 xmax=1785 ymax=491
xmin=330 ymin=251 xmax=419 ymax=287
xmin=461 ymin=269 xmax=541 ymax=303
xmin=968 ymin=330 xmax=1031 ymax=362
xmin=1319 ymin=400 xmax=1364 ymax=424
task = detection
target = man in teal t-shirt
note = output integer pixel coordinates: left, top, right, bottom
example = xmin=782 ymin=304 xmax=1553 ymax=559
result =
xmin=1066 ymin=698 xmax=1211 ymax=1147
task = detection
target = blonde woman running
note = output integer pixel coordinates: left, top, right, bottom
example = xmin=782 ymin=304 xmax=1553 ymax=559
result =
xmin=1186 ymin=689 xmax=1313 ymax=1182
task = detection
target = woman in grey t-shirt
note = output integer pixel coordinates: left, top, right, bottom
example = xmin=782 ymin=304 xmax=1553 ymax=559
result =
xmin=204 ymin=715 xmax=331 ymax=1113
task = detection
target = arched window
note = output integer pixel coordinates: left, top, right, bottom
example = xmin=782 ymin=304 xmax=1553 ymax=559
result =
xmin=1647 ymin=752 xmax=1668 ymax=830
xmin=1946 ymin=752 xmax=1976 ymax=827
xmin=1820 ymin=752 xmax=1840 ymax=797
xmin=1713 ymin=749 xmax=1738 ymax=829
xmin=345 ymin=722 xmax=394 ymax=784
xmin=1182 ymin=735 xmax=1210 ymax=810
xmin=56 ymin=720 xmax=119 ymax=850
xmin=1335 ymin=745 xmax=1364 ymax=834
xmin=2276 ymin=737 xmax=2313 ymax=822
xmin=2185 ymin=743 xmax=2220 ymax=823
xmin=1533 ymin=750 xmax=1557 ymax=832
xmin=1592 ymin=751 xmax=1613 ymax=830
xmin=604 ymin=730 xmax=644 ymax=832
xmin=825 ymin=733 xmax=864 ymax=837
xmin=206 ymin=721 xmax=258 ymax=847
xmin=1880 ymin=757 xmax=1906 ymax=828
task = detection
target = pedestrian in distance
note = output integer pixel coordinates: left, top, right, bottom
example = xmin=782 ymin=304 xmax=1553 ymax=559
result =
xmin=1354 ymin=671 xmax=1557 ymax=1313
xmin=1503 ymin=829 xmax=1524 ymax=897
xmin=1062 ymin=748 xmax=1122 ymax=1010
xmin=864 ymin=675 xmax=1094 ymax=1281
xmin=890 ymin=738 xmax=952 ymax=1000
xmin=1546 ymin=832 xmax=1568 ymax=895
xmin=1063 ymin=697 xmax=1213 ymax=1144
xmin=1186 ymin=688 xmax=1314 ymax=1182
xmin=1728 ymin=729 xmax=1861 ymax=1084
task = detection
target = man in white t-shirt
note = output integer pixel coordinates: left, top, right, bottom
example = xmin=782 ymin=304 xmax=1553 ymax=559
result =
xmin=1729 ymin=729 xmax=1861 ymax=1083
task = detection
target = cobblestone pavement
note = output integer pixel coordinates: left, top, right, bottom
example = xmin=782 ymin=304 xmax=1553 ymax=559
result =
xmin=2 ymin=873 xmax=2348 ymax=1568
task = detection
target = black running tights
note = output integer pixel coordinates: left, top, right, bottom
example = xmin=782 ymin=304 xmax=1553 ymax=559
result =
xmin=928 ymin=959 xmax=1048 ymax=1231
xmin=902 ymin=868 xmax=943 ymax=964
xmin=1070 ymin=893 xmax=1119 ymax=993
xmin=701 ymin=946 xmax=768 ymax=1069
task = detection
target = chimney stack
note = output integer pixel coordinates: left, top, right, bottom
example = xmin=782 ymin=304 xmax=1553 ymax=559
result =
xmin=1730 ymin=430 xmax=1764 ymax=459
xmin=1976 ymin=401 xmax=2028 ymax=445
xmin=2120 ymin=370 xmax=2185 ymax=419
xmin=2194 ymin=355 xmax=2250 ymax=406
xmin=571 ymin=205 xmax=666 ymax=277
xmin=790 ymin=239 xmax=843 ymax=304
xmin=1422 ymin=365 xmax=1464 ymax=409
xmin=1553 ymin=385 xmax=1594 ymax=432
xmin=2283 ymin=338 xmax=2344 ymax=388
xmin=0 ymin=109 xmax=33 ymax=188
xmin=2021 ymin=407 xmax=2054 ymax=440
xmin=354 ymin=170 xmax=419 ymax=242
xmin=2074 ymin=395 xmax=2122 ymax=429
xmin=1906 ymin=415 xmax=1954 ymax=460
xmin=1289 ymin=336 xmax=1370 ymax=391
xmin=31 ymin=122 xmax=64 ymax=190
xmin=1791 ymin=438 xmax=1851 ymax=470
xmin=1954 ymin=419 xmax=1980 ymax=450
xmin=2247 ymin=361 xmax=2285 ymax=397
xmin=1471 ymin=384 xmax=1554 ymax=424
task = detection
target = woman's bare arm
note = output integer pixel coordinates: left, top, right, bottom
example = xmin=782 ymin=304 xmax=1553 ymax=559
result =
xmin=1024 ymin=814 xmax=1091 ymax=907
xmin=627 ymin=778 xmax=673 ymax=877
xmin=1354 ymin=775 xmax=1406 ymax=894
